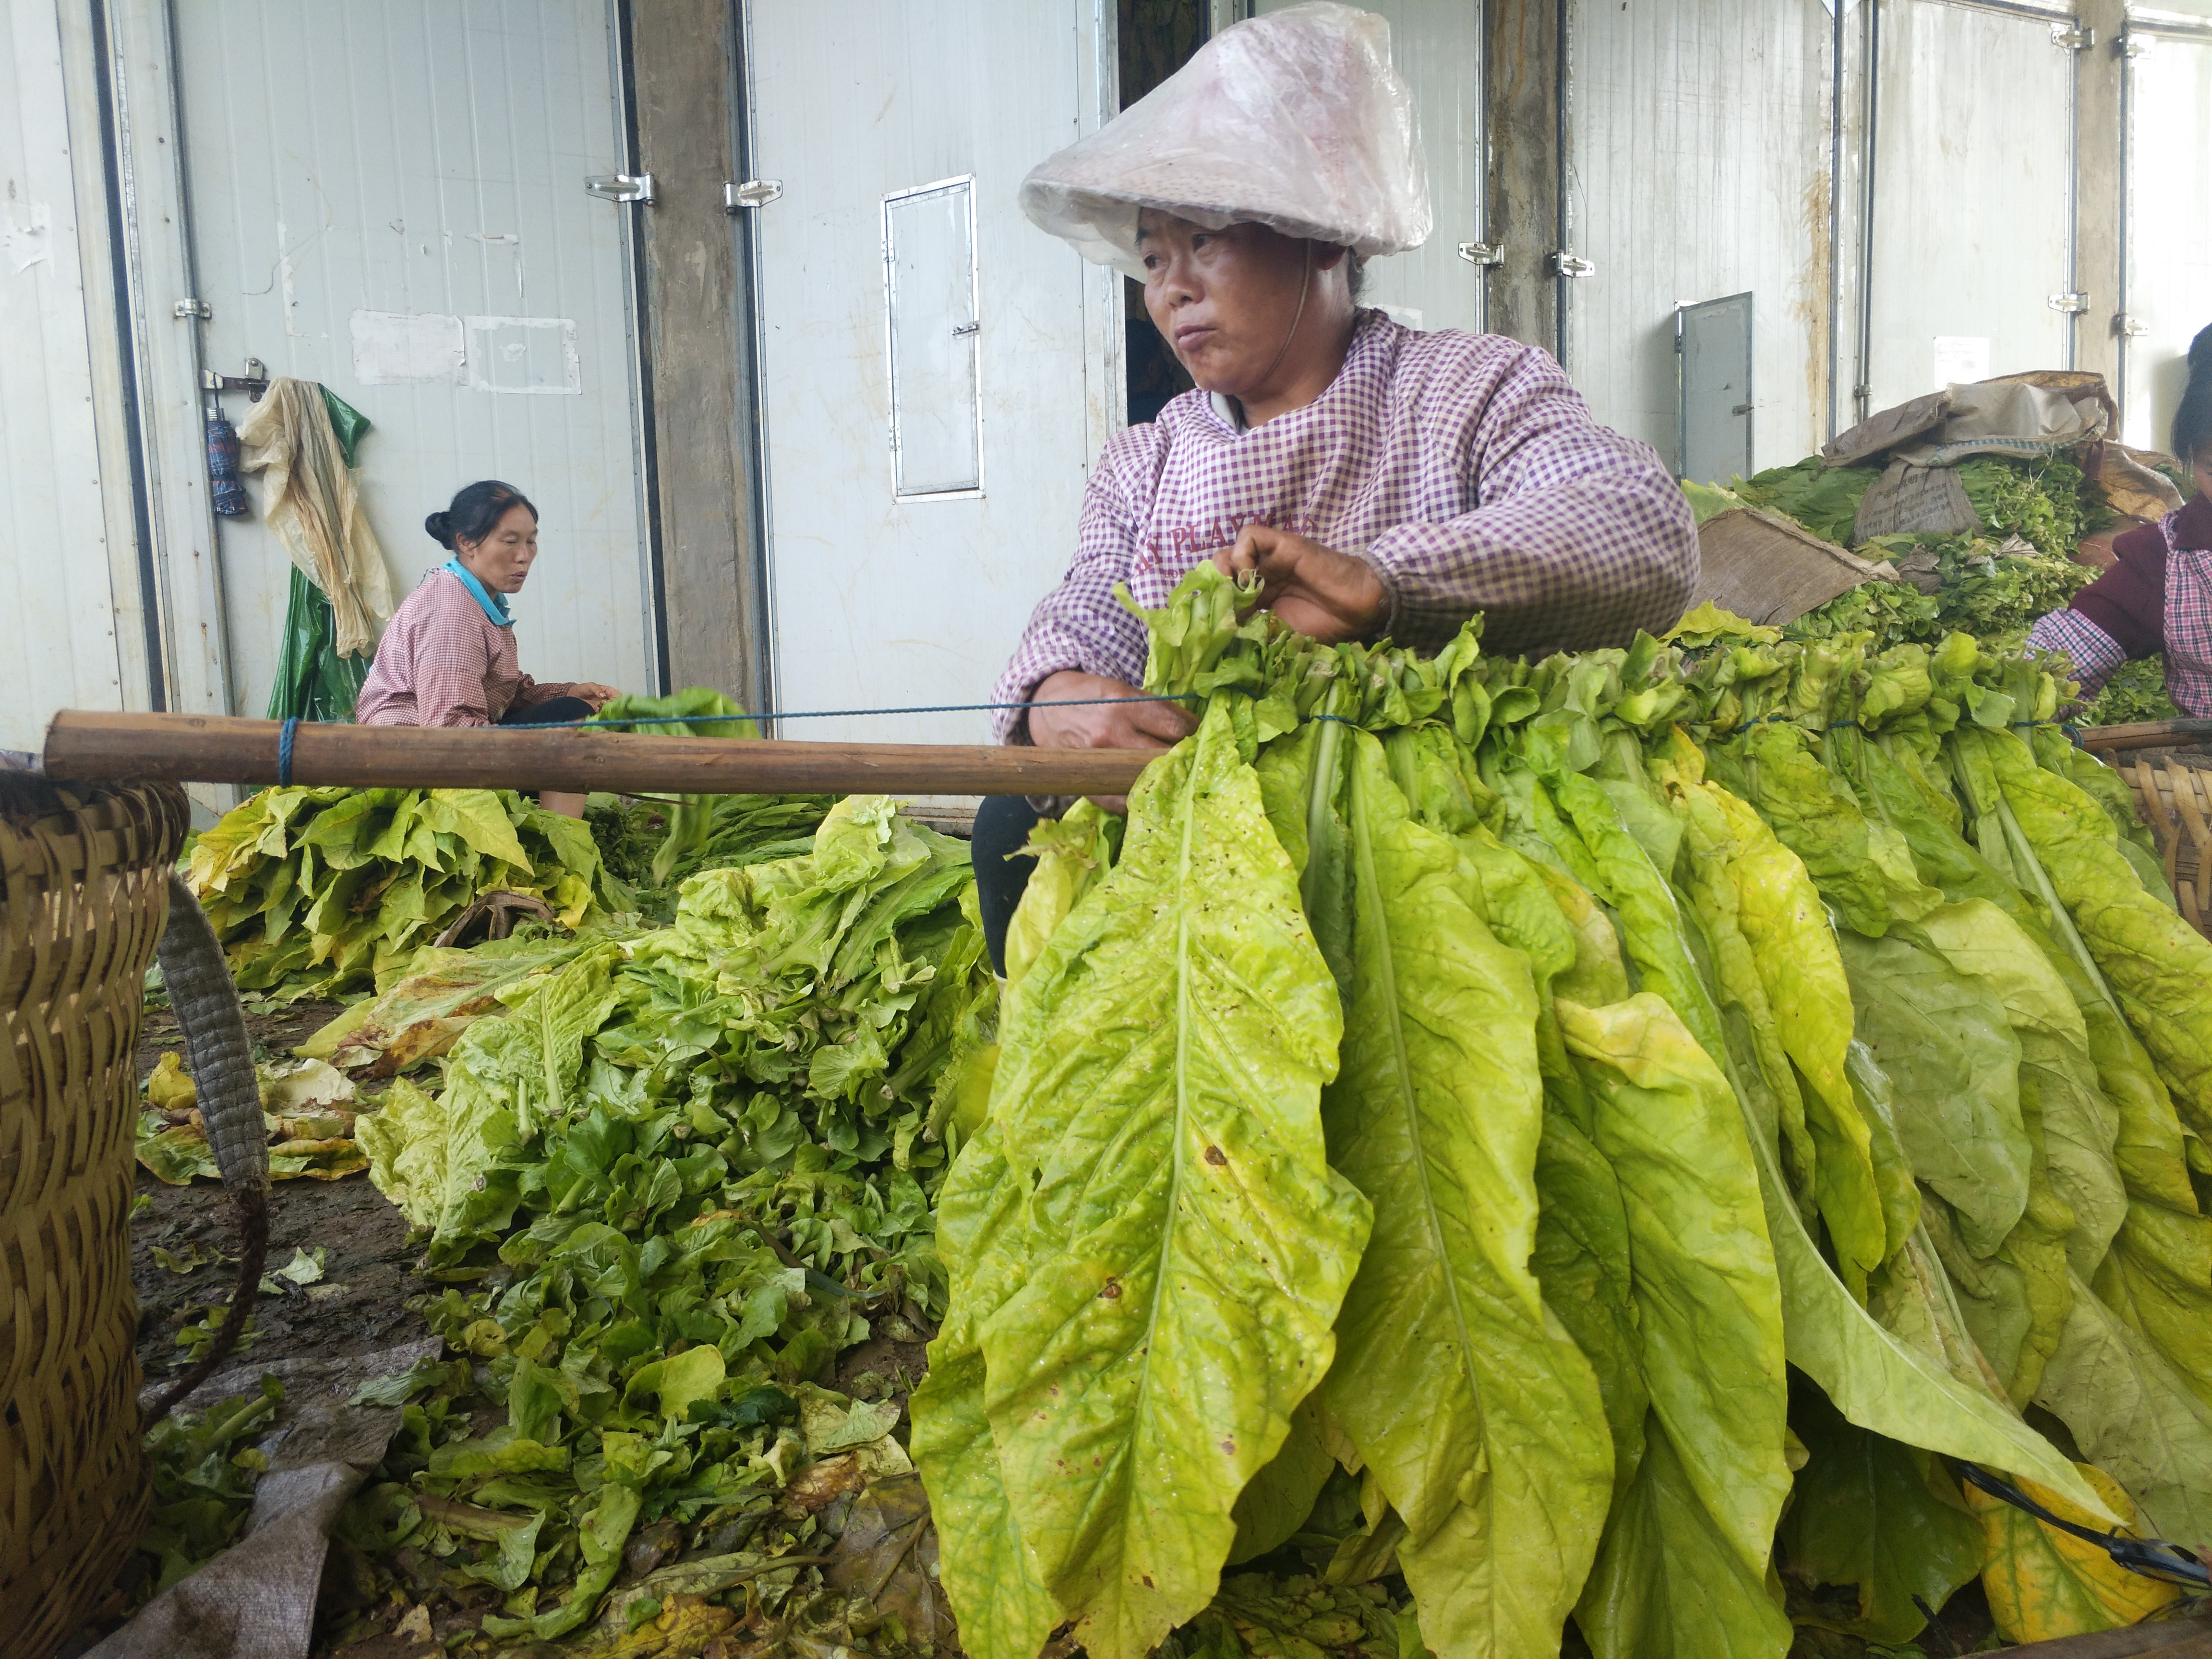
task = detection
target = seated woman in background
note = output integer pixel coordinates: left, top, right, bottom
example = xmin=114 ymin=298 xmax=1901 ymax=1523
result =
xmin=355 ymin=479 xmax=619 ymax=816
xmin=2028 ymin=324 xmax=2212 ymax=717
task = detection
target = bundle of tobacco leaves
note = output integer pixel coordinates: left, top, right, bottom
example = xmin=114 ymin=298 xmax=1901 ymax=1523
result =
xmin=915 ymin=566 xmax=2212 ymax=1659
xmin=184 ymin=787 xmax=625 ymax=994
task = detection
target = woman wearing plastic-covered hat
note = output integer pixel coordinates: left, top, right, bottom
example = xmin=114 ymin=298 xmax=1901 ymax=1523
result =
xmin=971 ymin=0 xmax=1697 ymax=973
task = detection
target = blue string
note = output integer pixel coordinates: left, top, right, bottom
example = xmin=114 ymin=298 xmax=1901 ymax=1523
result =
xmin=277 ymin=717 xmax=299 ymax=785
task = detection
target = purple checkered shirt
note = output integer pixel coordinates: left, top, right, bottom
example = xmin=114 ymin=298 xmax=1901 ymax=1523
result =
xmin=991 ymin=311 xmax=1698 ymax=743
xmin=2027 ymin=507 xmax=2212 ymax=718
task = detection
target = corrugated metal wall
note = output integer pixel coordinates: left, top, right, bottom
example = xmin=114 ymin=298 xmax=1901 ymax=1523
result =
xmin=0 ymin=0 xmax=147 ymax=754
xmin=1564 ymin=0 xmax=1838 ymax=478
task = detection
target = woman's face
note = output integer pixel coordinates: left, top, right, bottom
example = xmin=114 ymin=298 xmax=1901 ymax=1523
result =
xmin=1138 ymin=214 xmax=1345 ymax=398
xmin=457 ymin=503 xmax=539 ymax=593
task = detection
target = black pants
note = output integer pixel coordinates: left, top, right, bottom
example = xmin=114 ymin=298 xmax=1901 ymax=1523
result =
xmin=501 ymin=696 xmax=596 ymax=726
xmin=972 ymin=795 xmax=1043 ymax=977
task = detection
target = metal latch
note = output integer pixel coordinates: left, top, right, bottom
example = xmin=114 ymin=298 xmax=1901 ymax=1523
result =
xmin=1456 ymin=241 xmax=1504 ymax=268
xmin=950 ymin=321 xmax=979 ymax=337
xmin=2051 ymin=21 xmax=2093 ymax=49
xmin=200 ymin=357 xmax=270 ymax=401
xmin=2048 ymin=292 xmax=2091 ymax=313
xmin=2118 ymin=31 xmax=2153 ymax=58
xmin=173 ymin=298 xmax=212 ymax=320
xmin=1551 ymin=252 xmax=1597 ymax=279
xmin=585 ymin=172 xmax=655 ymax=204
xmin=2115 ymin=313 xmax=2149 ymax=338
xmin=725 ymin=179 xmax=783 ymax=212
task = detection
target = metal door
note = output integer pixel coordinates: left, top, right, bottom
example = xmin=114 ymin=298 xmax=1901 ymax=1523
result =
xmin=1863 ymin=1 xmax=2080 ymax=410
xmin=741 ymin=0 xmax=1114 ymax=746
xmin=1679 ymin=294 xmax=1754 ymax=488
xmin=2119 ymin=24 xmax=2212 ymax=451
xmin=164 ymin=0 xmax=654 ymax=717
xmin=1253 ymin=0 xmax=1486 ymax=334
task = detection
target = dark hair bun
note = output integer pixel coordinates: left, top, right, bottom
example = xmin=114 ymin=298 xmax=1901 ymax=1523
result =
xmin=424 ymin=510 xmax=457 ymax=550
xmin=434 ymin=481 xmax=538 ymax=553
xmin=2191 ymin=324 xmax=2212 ymax=374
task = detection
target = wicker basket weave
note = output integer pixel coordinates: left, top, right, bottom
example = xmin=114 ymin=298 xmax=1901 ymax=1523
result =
xmin=2116 ymin=756 xmax=2212 ymax=942
xmin=1 ymin=776 xmax=189 ymax=1656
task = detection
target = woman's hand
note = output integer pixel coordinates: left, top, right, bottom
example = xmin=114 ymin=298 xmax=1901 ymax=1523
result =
xmin=1214 ymin=525 xmax=1389 ymax=643
xmin=573 ymin=683 xmax=620 ymax=710
xmin=1026 ymin=669 xmax=1197 ymax=814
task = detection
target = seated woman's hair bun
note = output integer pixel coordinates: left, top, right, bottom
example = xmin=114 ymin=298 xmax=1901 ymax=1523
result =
xmin=433 ymin=480 xmax=539 ymax=552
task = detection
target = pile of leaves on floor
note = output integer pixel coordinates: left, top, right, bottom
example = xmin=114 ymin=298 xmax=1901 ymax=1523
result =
xmin=184 ymin=786 xmax=627 ymax=994
xmin=1704 ymin=449 xmax=2191 ymax=725
xmin=136 ymin=1051 xmax=368 ymax=1183
xmin=915 ymin=565 xmax=2212 ymax=1659
xmin=307 ymin=794 xmax=1003 ymax=1654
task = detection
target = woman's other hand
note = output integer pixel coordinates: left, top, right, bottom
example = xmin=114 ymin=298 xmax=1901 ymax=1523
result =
xmin=574 ymin=683 xmax=620 ymax=709
xmin=1026 ymin=668 xmax=1196 ymax=815
xmin=1214 ymin=524 xmax=1388 ymax=643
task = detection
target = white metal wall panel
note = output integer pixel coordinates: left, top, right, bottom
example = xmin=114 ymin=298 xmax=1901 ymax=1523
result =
xmin=1254 ymin=0 xmax=1487 ymax=335
xmin=745 ymin=0 xmax=1108 ymax=746
xmin=167 ymin=0 xmax=650 ymax=717
xmin=1565 ymin=0 xmax=1838 ymax=475
xmin=0 ymin=0 xmax=137 ymax=752
xmin=1866 ymin=1 xmax=2075 ymax=409
xmin=2122 ymin=28 xmax=2212 ymax=451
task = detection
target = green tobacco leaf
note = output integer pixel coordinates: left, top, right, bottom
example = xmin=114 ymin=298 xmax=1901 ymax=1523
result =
xmin=2094 ymin=1202 xmax=2212 ymax=1411
xmin=1575 ymin=1409 xmax=1792 ymax=1659
xmin=910 ymin=1118 xmax=1061 ymax=1659
xmin=2033 ymin=1271 xmax=2212 ymax=1544
xmin=1779 ymin=1389 xmax=1985 ymax=1645
xmin=1561 ymin=994 xmax=1790 ymax=1586
xmin=1905 ymin=899 xmax=2125 ymax=1276
xmin=1318 ymin=735 xmax=1611 ymax=1657
xmin=1973 ymin=728 xmax=2212 ymax=1135
xmin=1531 ymin=1111 xmax=1649 ymax=1507
xmin=1227 ymin=1399 xmax=1335 ymax=1567
xmin=1837 ymin=928 xmax=2030 ymax=1257
xmin=1695 ymin=781 xmax=1888 ymax=1274
xmin=1002 ymin=802 xmax=1120 ymax=990
xmin=1730 ymin=723 xmax=1940 ymax=938
xmin=973 ymin=705 xmax=1371 ymax=1659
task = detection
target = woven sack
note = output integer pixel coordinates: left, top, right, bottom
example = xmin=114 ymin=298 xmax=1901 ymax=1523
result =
xmin=0 ymin=777 xmax=189 ymax=1656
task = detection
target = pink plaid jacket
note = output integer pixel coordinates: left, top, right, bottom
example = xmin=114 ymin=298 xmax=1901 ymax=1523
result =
xmin=2029 ymin=506 xmax=2212 ymax=718
xmin=990 ymin=312 xmax=1698 ymax=742
xmin=355 ymin=568 xmax=579 ymax=728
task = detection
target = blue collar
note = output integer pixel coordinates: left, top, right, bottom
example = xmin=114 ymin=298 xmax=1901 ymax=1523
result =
xmin=442 ymin=558 xmax=513 ymax=627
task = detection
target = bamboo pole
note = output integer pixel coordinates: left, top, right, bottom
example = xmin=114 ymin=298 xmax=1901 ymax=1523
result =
xmin=2080 ymin=717 xmax=2212 ymax=755
xmin=41 ymin=711 xmax=1152 ymax=797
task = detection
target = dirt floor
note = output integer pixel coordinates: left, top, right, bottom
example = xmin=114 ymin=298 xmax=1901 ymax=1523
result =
xmin=131 ymin=998 xmax=430 ymax=1389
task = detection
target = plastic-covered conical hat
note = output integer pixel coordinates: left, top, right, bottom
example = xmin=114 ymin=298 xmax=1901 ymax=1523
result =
xmin=1020 ymin=1 xmax=1431 ymax=278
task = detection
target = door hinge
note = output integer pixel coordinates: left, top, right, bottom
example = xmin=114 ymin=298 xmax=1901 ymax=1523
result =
xmin=173 ymin=298 xmax=212 ymax=320
xmin=2051 ymin=21 xmax=2093 ymax=49
xmin=2114 ymin=313 xmax=2150 ymax=338
xmin=724 ymin=179 xmax=784 ymax=212
xmin=1551 ymin=252 xmax=1597 ymax=279
xmin=2048 ymin=291 xmax=2091 ymax=313
xmin=585 ymin=172 xmax=655 ymax=205
xmin=1456 ymin=240 xmax=1504 ymax=268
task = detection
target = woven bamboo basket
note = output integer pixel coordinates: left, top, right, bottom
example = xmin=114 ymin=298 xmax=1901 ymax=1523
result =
xmin=0 ymin=775 xmax=189 ymax=1656
xmin=2115 ymin=756 xmax=2212 ymax=941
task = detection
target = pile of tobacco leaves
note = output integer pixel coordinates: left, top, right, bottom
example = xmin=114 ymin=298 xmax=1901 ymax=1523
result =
xmin=914 ymin=566 xmax=2212 ymax=1659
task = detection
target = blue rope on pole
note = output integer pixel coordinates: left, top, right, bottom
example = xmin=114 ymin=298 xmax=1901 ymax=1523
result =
xmin=277 ymin=717 xmax=300 ymax=785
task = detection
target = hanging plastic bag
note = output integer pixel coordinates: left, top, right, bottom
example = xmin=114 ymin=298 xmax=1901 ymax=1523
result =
xmin=1019 ymin=0 xmax=1431 ymax=277
xmin=238 ymin=379 xmax=395 ymax=659
xmin=259 ymin=386 xmax=383 ymax=721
